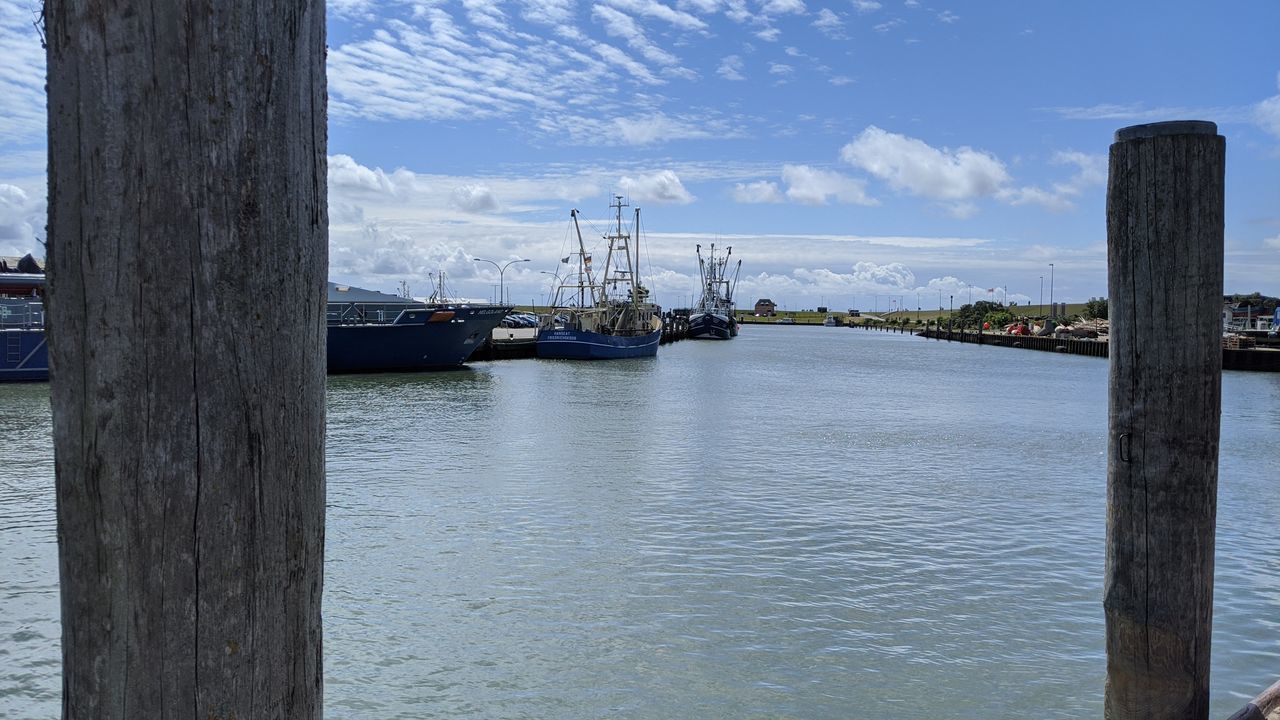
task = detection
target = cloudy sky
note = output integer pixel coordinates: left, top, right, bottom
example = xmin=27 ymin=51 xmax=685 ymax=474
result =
xmin=2 ymin=0 xmax=1278 ymax=311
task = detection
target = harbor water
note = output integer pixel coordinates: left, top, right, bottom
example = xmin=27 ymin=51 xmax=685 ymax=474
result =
xmin=3 ymin=326 xmax=1278 ymax=718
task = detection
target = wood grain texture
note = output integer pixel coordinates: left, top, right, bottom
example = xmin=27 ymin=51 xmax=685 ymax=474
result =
xmin=1104 ymin=127 xmax=1224 ymax=720
xmin=45 ymin=0 xmax=327 ymax=717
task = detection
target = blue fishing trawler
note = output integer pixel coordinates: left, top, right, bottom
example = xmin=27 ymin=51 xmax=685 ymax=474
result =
xmin=688 ymin=243 xmax=741 ymax=340
xmin=537 ymin=197 xmax=662 ymax=360
xmin=0 ymin=270 xmax=48 ymax=382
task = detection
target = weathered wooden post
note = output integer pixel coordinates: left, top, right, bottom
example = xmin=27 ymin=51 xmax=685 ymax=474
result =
xmin=45 ymin=0 xmax=327 ymax=717
xmin=1105 ymin=121 xmax=1224 ymax=719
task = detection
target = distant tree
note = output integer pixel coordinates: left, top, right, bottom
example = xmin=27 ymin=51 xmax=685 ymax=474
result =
xmin=984 ymin=310 xmax=1014 ymax=328
xmin=1224 ymin=292 xmax=1278 ymax=313
xmin=1084 ymin=297 xmax=1110 ymax=320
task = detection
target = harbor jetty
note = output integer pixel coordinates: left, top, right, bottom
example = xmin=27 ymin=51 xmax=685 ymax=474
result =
xmin=914 ymin=326 xmax=1280 ymax=371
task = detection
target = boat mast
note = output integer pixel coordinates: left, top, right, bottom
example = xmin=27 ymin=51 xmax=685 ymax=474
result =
xmin=729 ymin=256 xmax=742 ymax=304
xmin=570 ymin=208 xmax=598 ymax=308
xmin=633 ymin=206 xmax=641 ymax=307
xmin=696 ymin=244 xmax=706 ymax=308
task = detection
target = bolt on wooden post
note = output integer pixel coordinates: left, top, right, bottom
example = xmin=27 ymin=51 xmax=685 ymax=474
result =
xmin=1105 ymin=121 xmax=1224 ymax=720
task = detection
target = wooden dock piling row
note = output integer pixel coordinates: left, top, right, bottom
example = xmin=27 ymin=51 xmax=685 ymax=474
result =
xmin=913 ymin=327 xmax=1280 ymax=371
xmin=915 ymin=328 xmax=1109 ymax=356
xmin=661 ymin=315 xmax=690 ymax=344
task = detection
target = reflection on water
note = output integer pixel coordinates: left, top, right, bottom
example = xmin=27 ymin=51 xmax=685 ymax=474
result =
xmin=3 ymin=329 xmax=1279 ymax=718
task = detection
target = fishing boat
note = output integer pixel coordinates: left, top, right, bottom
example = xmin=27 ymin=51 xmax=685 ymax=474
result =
xmin=688 ymin=243 xmax=741 ymax=340
xmin=537 ymin=197 xmax=662 ymax=360
xmin=0 ymin=270 xmax=48 ymax=382
xmin=0 ymin=269 xmax=510 ymax=380
xmin=823 ymin=314 xmax=840 ymax=327
xmin=327 ymin=277 xmax=511 ymax=373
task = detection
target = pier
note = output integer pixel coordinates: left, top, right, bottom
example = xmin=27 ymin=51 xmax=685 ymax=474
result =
xmin=915 ymin=327 xmax=1280 ymax=371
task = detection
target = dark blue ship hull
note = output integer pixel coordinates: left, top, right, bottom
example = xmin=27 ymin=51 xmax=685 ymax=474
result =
xmin=327 ymin=305 xmax=510 ymax=373
xmin=688 ymin=311 xmax=734 ymax=340
xmin=536 ymin=326 xmax=661 ymax=359
xmin=0 ymin=307 xmax=510 ymax=381
xmin=0 ymin=329 xmax=49 ymax=382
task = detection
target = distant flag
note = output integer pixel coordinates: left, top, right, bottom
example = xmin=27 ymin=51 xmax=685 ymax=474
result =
xmin=584 ymin=254 xmax=592 ymax=268
xmin=561 ymin=256 xmax=570 ymax=264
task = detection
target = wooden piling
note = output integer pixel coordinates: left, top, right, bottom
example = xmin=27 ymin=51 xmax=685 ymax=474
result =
xmin=1104 ymin=121 xmax=1224 ymax=720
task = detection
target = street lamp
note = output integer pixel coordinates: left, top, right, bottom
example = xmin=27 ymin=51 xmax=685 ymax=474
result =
xmin=1049 ymin=263 xmax=1055 ymax=318
xmin=473 ymin=257 xmax=530 ymax=305
xmin=539 ymin=270 xmax=562 ymax=308
xmin=1039 ymin=276 xmax=1044 ymax=317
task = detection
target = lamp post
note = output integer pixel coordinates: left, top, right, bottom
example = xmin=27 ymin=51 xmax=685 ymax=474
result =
xmin=1049 ymin=263 xmax=1055 ymax=318
xmin=539 ymin=270 xmax=562 ymax=308
xmin=1039 ymin=276 xmax=1044 ymax=317
xmin=473 ymin=257 xmax=530 ymax=305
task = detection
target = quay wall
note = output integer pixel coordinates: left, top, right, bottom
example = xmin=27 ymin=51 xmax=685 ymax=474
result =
xmin=915 ymin=327 xmax=1279 ymax=371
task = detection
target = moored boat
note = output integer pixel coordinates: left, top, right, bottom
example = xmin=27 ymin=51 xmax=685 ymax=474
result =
xmin=0 ymin=270 xmax=47 ymax=382
xmin=688 ymin=243 xmax=741 ymax=340
xmin=327 ymin=282 xmax=511 ymax=373
xmin=537 ymin=197 xmax=662 ymax=360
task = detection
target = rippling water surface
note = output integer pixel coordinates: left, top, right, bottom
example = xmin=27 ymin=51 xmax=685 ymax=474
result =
xmin=3 ymin=326 xmax=1279 ymax=718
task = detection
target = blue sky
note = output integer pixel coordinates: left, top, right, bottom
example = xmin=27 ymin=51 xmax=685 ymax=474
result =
xmin=1 ymin=0 xmax=1278 ymax=311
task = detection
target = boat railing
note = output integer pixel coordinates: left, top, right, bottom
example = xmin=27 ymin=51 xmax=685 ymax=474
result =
xmin=0 ymin=299 xmax=44 ymax=329
xmin=327 ymin=301 xmax=426 ymax=326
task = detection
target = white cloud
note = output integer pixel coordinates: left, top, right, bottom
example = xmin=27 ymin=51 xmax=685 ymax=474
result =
xmin=0 ymin=183 xmax=44 ymax=255
xmin=874 ymin=18 xmax=905 ymax=32
xmin=718 ymin=55 xmax=746 ymax=80
xmin=452 ymin=184 xmax=500 ymax=212
xmin=327 ymin=10 xmax=680 ymax=139
xmin=1045 ymin=102 xmax=1253 ymax=124
xmin=998 ymin=150 xmax=1106 ymax=212
xmin=1052 ymin=150 xmax=1107 ymax=188
xmin=732 ymin=180 xmax=785 ymax=203
xmin=840 ymin=126 xmax=1009 ymax=201
xmin=760 ymin=0 xmax=807 ymax=16
xmin=618 ymin=170 xmax=696 ymax=204
xmin=853 ymin=0 xmax=882 ymax=12
xmin=602 ymin=0 xmax=709 ymax=30
xmin=830 ymin=76 xmax=854 ymax=86
xmin=592 ymin=5 xmax=685 ymax=69
xmin=781 ymin=164 xmax=877 ymax=206
xmin=1256 ymin=72 xmax=1280 ymax=138
xmin=329 ymin=154 xmax=393 ymax=193
xmin=812 ymin=9 xmax=844 ymax=37
xmin=769 ymin=62 xmax=794 ymax=76
xmin=613 ymin=113 xmax=720 ymax=144
xmin=0 ymin=3 xmax=46 ymax=145
xmin=520 ymin=0 xmax=577 ymax=25
xmin=850 ymin=261 xmax=914 ymax=287
xmin=461 ymin=0 xmax=511 ymax=31
xmin=755 ymin=26 xmax=781 ymax=42
xmin=936 ymin=10 xmax=959 ymax=23
xmin=1264 ymin=234 xmax=1280 ymax=250
xmin=840 ymin=127 xmax=1108 ymax=215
